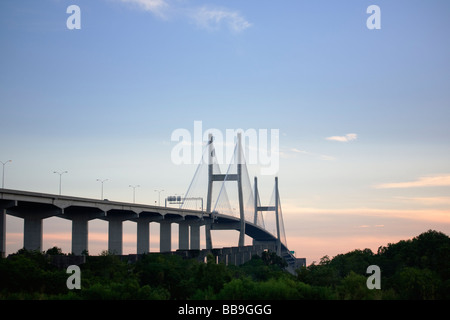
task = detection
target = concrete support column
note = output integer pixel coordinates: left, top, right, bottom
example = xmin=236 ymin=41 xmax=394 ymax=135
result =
xmin=234 ymin=247 xmax=243 ymax=265
xmin=241 ymin=246 xmax=252 ymax=264
xmin=178 ymin=222 xmax=189 ymax=250
xmin=24 ymin=215 xmax=43 ymax=251
xmin=72 ymin=216 xmax=88 ymax=255
xmin=221 ymin=248 xmax=229 ymax=264
xmin=160 ymin=222 xmax=171 ymax=252
xmin=190 ymin=223 xmax=200 ymax=250
xmin=223 ymin=248 xmax=234 ymax=265
xmin=137 ymin=219 xmax=150 ymax=254
xmin=205 ymin=223 xmax=212 ymax=250
xmin=0 ymin=209 xmax=6 ymax=257
xmin=108 ymin=218 xmax=123 ymax=255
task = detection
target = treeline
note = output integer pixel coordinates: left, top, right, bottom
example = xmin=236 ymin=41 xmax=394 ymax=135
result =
xmin=298 ymin=229 xmax=450 ymax=299
xmin=0 ymin=230 xmax=449 ymax=300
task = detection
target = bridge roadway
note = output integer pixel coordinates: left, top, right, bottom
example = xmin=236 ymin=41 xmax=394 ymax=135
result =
xmin=0 ymin=188 xmax=297 ymax=268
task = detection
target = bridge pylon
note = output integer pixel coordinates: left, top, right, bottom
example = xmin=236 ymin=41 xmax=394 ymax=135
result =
xmin=180 ymin=131 xmax=290 ymax=259
xmin=205 ymin=132 xmax=246 ymax=249
xmin=253 ymin=176 xmax=282 ymax=256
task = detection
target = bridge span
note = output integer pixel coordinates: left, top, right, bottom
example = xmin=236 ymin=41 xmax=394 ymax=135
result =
xmin=0 ymin=188 xmax=304 ymax=271
xmin=1 ymin=133 xmax=305 ymax=271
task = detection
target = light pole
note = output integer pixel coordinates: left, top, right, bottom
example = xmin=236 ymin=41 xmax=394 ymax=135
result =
xmin=1 ymin=160 xmax=12 ymax=189
xmin=53 ymin=171 xmax=68 ymax=195
xmin=129 ymin=185 xmax=140 ymax=203
xmin=154 ymin=189 xmax=164 ymax=206
xmin=96 ymin=179 xmax=108 ymax=199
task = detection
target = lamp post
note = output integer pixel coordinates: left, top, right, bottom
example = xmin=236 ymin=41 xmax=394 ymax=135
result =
xmin=53 ymin=171 xmax=68 ymax=195
xmin=1 ymin=160 xmax=12 ymax=189
xmin=96 ymin=179 xmax=108 ymax=199
xmin=154 ymin=189 xmax=164 ymax=206
xmin=129 ymin=185 xmax=140 ymax=203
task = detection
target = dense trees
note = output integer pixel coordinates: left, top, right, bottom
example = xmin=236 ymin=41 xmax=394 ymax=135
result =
xmin=297 ymin=230 xmax=450 ymax=299
xmin=0 ymin=249 xmax=68 ymax=298
xmin=0 ymin=230 xmax=449 ymax=299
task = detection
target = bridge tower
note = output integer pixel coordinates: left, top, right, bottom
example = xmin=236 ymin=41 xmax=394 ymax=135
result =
xmin=253 ymin=176 xmax=282 ymax=256
xmin=205 ymin=132 xmax=246 ymax=249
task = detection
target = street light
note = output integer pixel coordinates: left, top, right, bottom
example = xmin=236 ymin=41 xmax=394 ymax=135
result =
xmin=1 ymin=160 xmax=12 ymax=189
xmin=53 ymin=171 xmax=68 ymax=195
xmin=96 ymin=179 xmax=108 ymax=199
xmin=154 ymin=189 xmax=164 ymax=206
xmin=129 ymin=185 xmax=140 ymax=203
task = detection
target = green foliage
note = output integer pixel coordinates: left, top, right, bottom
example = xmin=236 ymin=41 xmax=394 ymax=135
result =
xmin=234 ymin=253 xmax=286 ymax=281
xmin=216 ymin=275 xmax=334 ymax=300
xmin=336 ymin=271 xmax=375 ymax=300
xmin=82 ymin=252 xmax=129 ymax=283
xmin=392 ymin=267 xmax=440 ymax=300
xmin=134 ymin=253 xmax=198 ymax=299
xmin=330 ymin=248 xmax=375 ymax=277
xmin=45 ymin=246 xmax=64 ymax=256
xmin=298 ymin=229 xmax=450 ymax=300
xmin=1 ymin=230 xmax=449 ymax=300
xmin=0 ymin=248 xmax=67 ymax=296
xmin=80 ymin=280 xmax=169 ymax=300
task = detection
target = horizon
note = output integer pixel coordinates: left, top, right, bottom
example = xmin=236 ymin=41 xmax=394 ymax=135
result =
xmin=1 ymin=0 xmax=450 ymax=265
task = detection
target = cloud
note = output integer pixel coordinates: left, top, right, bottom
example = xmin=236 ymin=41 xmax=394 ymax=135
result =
xmin=288 ymin=148 xmax=336 ymax=161
xmin=191 ymin=6 xmax=252 ymax=33
xmin=375 ymin=174 xmax=450 ymax=189
xmin=289 ymin=148 xmax=310 ymax=155
xmin=326 ymin=133 xmax=357 ymax=142
xmin=395 ymin=196 xmax=450 ymax=206
xmin=118 ymin=0 xmax=169 ymax=18
xmin=117 ymin=0 xmax=251 ymax=32
xmin=357 ymin=224 xmax=384 ymax=228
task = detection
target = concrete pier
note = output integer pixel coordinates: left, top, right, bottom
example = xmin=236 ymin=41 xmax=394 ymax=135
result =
xmin=160 ymin=221 xmax=171 ymax=252
xmin=178 ymin=222 xmax=189 ymax=250
xmin=71 ymin=216 xmax=88 ymax=255
xmin=137 ymin=219 xmax=150 ymax=254
xmin=23 ymin=214 xmax=43 ymax=251
xmin=108 ymin=217 xmax=123 ymax=255
xmin=190 ymin=223 xmax=200 ymax=250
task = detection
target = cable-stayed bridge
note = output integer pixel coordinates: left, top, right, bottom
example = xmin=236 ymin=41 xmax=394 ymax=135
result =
xmin=0 ymin=134 xmax=304 ymax=271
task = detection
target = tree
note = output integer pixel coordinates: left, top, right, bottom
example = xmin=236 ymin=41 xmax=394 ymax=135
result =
xmin=261 ymin=250 xmax=287 ymax=268
xmin=394 ymin=267 xmax=440 ymax=300
xmin=337 ymin=271 xmax=374 ymax=300
xmin=46 ymin=246 xmax=64 ymax=256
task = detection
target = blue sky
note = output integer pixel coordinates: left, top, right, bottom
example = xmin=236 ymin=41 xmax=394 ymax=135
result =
xmin=1 ymin=0 xmax=450 ymax=263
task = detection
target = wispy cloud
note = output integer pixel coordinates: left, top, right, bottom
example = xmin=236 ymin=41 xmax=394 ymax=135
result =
xmin=190 ymin=6 xmax=252 ymax=33
xmin=118 ymin=0 xmax=169 ymax=18
xmin=326 ymin=133 xmax=357 ymax=142
xmin=357 ymin=224 xmax=384 ymax=228
xmin=117 ymin=0 xmax=251 ymax=32
xmin=288 ymin=148 xmax=336 ymax=161
xmin=375 ymin=174 xmax=450 ymax=189
xmin=395 ymin=196 xmax=450 ymax=206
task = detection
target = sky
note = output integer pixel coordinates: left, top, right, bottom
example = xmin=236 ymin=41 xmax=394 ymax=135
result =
xmin=1 ymin=0 xmax=449 ymax=264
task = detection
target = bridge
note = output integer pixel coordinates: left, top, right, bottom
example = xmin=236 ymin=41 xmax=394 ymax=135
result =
xmin=0 ymin=133 xmax=305 ymax=272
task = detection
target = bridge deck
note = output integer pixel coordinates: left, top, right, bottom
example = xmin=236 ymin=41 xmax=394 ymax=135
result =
xmin=0 ymin=188 xmax=300 ymax=270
